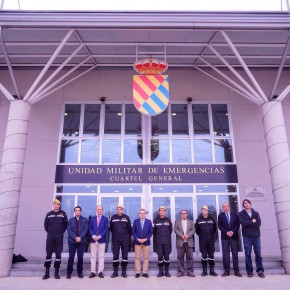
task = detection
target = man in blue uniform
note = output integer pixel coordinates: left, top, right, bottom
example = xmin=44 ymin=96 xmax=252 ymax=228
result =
xmin=153 ymin=206 xmax=172 ymax=278
xmin=110 ymin=204 xmax=132 ymax=278
xmin=195 ymin=205 xmax=218 ymax=277
xmin=42 ymin=199 xmax=68 ymax=280
xmin=66 ymin=206 xmax=88 ymax=279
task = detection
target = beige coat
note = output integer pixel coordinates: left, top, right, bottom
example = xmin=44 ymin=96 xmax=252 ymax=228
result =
xmin=174 ymin=219 xmax=195 ymax=248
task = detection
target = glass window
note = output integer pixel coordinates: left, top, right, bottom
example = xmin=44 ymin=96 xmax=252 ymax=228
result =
xmin=192 ymin=104 xmax=210 ymax=137
xmin=57 ymin=185 xmax=98 ymax=193
xmin=62 ymin=104 xmax=81 ymax=137
xmin=123 ymin=197 xmax=142 ymax=222
xmin=193 ymin=139 xmax=213 ymax=163
xmin=77 ymin=195 xmax=97 ymax=220
xmin=151 ymin=185 xmax=193 ymax=193
xmin=125 ymin=104 xmax=142 ymax=136
xmin=83 ymin=104 xmax=100 ymax=136
xmin=123 ymin=140 xmax=143 ymax=163
xmin=214 ymin=139 xmax=233 ymax=162
xmin=212 ymin=104 xmax=230 ymax=137
xmin=175 ymin=197 xmax=193 ymax=221
xmin=172 ymin=139 xmax=191 ymax=163
xmin=151 ymin=139 xmax=170 ymax=163
xmin=196 ymin=185 xmax=237 ymax=193
xmin=80 ymin=139 xmax=99 ymax=163
xmin=100 ymin=185 xmax=143 ymax=193
xmin=171 ymin=104 xmax=189 ymax=135
xmin=104 ymin=104 xmax=122 ymax=135
xmin=151 ymin=108 xmax=168 ymax=136
xmin=59 ymin=140 xmax=79 ymax=163
xmin=102 ymin=140 xmax=121 ymax=163
xmin=152 ymin=196 xmax=171 ymax=220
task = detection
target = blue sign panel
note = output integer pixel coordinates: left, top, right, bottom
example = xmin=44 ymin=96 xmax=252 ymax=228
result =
xmin=55 ymin=165 xmax=238 ymax=184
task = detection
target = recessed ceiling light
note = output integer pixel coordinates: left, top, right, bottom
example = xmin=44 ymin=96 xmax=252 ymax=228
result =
xmin=64 ymin=113 xmax=68 ymax=116
xmin=118 ymin=113 xmax=122 ymax=116
xmin=172 ymin=113 xmax=176 ymax=116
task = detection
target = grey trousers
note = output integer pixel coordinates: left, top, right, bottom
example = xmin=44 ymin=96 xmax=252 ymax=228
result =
xmin=176 ymin=242 xmax=194 ymax=274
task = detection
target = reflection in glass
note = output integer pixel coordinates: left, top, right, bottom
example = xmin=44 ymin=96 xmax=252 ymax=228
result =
xmin=171 ymin=105 xmax=189 ymax=135
xmin=63 ymin=104 xmax=81 ymax=137
xmin=175 ymin=197 xmax=193 ymax=221
xmin=57 ymin=185 xmax=97 ymax=193
xmin=196 ymin=185 xmax=237 ymax=193
xmin=100 ymin=185 xmax=143 ymax=193
xmin=192 ymin=104 xmax=210 ymax=137
xmin=152 ymin=197 xmax=171 ymax=220
xmin=125 ymin=104 xmax=142 ymax=136
xmin=104 ymin=104 xmax=122 ymax=135
xmin=214 ymin=139 xmax=233 ymax=162
xmin=172 ymin=139 xmax=191 ymax=163
xmin=196 ymin=195 xmax=219 ymax=252
xmin=77 ymin=196 xmax=97 ymax=221
xmin=194 ymin=139 xmax=212 ymax=163
xmin=212 ymin=104 xmax=230 ymax=137
xmin=101 ymin=197 xmax=119 ymax=253
xmin=102 ymin=140 xmax=121 ymax=163
xmin=151 ymin=139 xmax=169 ymax=163
xmin=124 ymin=140 xmax=143 ymax=163
xmin=83 ymin=104 xmax=100 ymax=136
xmin=151 ymin=108 xmax=168 ymax=136
xmin=124 ymin=197 xmax=141 ymax=222
xmin=60 ymin=140 xmax=79 ymax=163
xmin=151 ymin=185 xmax=193 ymax=193
xmin=81 ymin=139 xmax=99 ymax=163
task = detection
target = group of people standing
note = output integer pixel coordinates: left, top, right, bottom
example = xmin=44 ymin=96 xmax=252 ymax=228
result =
xmin=42 ymin=198 xmax=265 ymax=279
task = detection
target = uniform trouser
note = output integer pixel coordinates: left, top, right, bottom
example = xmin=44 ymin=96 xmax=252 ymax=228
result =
xmin=90 ymin=242 xmax=106 ymax=273
xmin=134 ymin=244 xmax=149 ymax=273
xmin=67 ymin=243 xmax=85 ymax=275
xmin=112 ymin=240 xmax=129 ymax=267
xmin=156 ymin=244 xmax=171 ymax=266
xmin=221 ymin=239 xmax=239 ymax=272
xmin=199 ymin=241 xmax=215 ymax=265
xmin=176 ymin=242 xmax=194 ymax=274
xmin=44 ymin=235 xmax=63 ymax=269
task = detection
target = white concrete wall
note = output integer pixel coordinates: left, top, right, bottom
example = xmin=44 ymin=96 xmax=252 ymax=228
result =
xmin=1 ymin=68 xmax=288 ymax=258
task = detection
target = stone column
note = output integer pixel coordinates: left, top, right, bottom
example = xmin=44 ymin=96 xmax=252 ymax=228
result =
xmin=0 ymin=100 xmax=31 ymax=278
xmin=261 ymin=101 xmax=290 ymax=274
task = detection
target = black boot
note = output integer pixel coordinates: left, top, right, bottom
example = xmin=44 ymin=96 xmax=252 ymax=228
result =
xmin=164 ymin=264 xmax=171 ymax=277
xmin=157 ymin=265 xmax=164 ymax=277
xmin=209 ymin=264 xmax=218 ymax=276
xmin=121 ymin=267 xmax=127 ymax=278
xmin=201 ymin=260 xmax=207 ymax=277
xmin=111 ymin=266 xmax=118 ymax=278
xmin=54 ymin=269 xmax=60 ymax=279
xmin=42 ymin=267 xmax=50 ymax=280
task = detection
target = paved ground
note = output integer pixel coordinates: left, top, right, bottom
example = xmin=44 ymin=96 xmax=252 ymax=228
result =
xmin=1 ymin=274 xmax=290 ymax=290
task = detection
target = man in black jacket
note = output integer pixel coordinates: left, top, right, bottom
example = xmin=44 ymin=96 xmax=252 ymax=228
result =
xmin=153 ymin=206 xmax=172 ymax=277
xmin=218 ymin=202 xmax=242 ymax=277
xmin=238 ymin=199 xmax=265 ymax=278
xmin=42 ymin=199 xmax=68 ymax=280
xmin=110 ymin=204 xmax=132 ymax=278
xmin=195 ymin=205 xmax=218 ymax=277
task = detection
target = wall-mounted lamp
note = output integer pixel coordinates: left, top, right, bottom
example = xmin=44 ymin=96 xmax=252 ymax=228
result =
xmin=187 ymin=97 xmax=193 ymax=102
xmin=100 ymin=97 xmax=106 ymax=102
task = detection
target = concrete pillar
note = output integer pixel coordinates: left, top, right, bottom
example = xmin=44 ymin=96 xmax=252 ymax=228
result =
xmin=0 ymin=100 xmax=31 ymax=278
xmin=261 ymin=101 xmax=290 ymax=274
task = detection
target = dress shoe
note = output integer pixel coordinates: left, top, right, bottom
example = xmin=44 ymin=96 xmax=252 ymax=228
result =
xmin=258 ymin=272 xmax=265 ymax=278
xmin=98 ymin=272 xmax=104 ymax=278
xmin=143 ymin=273 xmax=149 ymax=278
xmin=177 ymin=272 xmax=183 ymax=277
xmin=89 ymin=272 xmax=96 ymax=278
xmin=234 ymin=271 xmax=243 ymax=277
xmin=222 ymin=271 xmax=230 ymax=277
xmin=66 ymin=274 xmax=71 ymax=279
xmin=135 ymin=273 xmax=140 ymax=278
xmin=78 ymin=273 xmax=83 ymax=278
xmin=247 ymin=272 xmax=253 ymax=278
xmin=187 ymin=273 xmax=195 ymax=277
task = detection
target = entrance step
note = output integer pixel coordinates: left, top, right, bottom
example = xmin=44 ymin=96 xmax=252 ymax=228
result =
xmin=10 ymin=256 xmax=285 ymax=277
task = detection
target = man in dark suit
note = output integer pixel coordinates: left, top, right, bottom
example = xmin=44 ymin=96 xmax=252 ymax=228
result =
xmin=174 ymin=209 xmax=195 ymax=277
xmin=132 ymin=208 xmax=153 ymax=278
xmin=218 ymin=202 xmax=242 ymax=277
xmin=88 ymin=205 xmax=109 ymax=279
xmin=66 ymin=206 xmax=88 ymax=279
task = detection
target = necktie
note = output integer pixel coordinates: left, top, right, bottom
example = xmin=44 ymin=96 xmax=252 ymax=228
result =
xmin=97 ymin=216 xmax=101 ymax=226
xmin=226 ymin=212 xmax=230 ymax=224
xmin=141 ymin=219 xmax=144 ymax=229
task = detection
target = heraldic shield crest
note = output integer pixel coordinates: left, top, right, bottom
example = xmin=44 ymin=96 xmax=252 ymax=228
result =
xmin=133 ymin=57 xmax=169 ymax=116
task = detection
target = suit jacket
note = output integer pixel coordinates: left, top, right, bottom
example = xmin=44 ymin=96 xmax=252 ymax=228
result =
xmin=218 ymin=211 xmax=240 ymax=240
xmin=67 ymin=216 xmax=88 ymax=244
xmin=132 ymin=218 xmax=153 ymax=246
xmin=89 ymin=215 xmax=109 ymax=244
xmin=174 ymin=219 xmax=195 ymax=248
